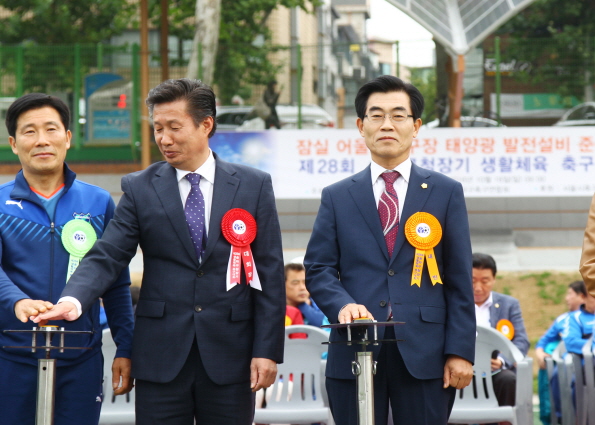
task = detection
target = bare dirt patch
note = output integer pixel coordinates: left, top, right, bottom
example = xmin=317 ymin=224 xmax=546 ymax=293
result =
xmin=494 ymin=270 xmax=583 ymax=375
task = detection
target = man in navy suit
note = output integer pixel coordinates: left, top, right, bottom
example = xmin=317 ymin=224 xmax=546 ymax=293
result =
xmin=304 ymin=75 xmax=476 ymax=425
xmin=472 ymin=252 xmax=529 ymax=407
xmin=35 ymin=78 xmax=286 ymax=424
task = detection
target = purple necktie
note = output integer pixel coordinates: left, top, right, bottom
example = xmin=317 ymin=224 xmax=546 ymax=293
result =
xmin=379 ymin=171 xmax=400 ymax=257
xmin=185 ymin=173 xmax=206 ymax=261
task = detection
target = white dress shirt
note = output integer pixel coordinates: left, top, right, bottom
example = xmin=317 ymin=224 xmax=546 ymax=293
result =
xmin=475 ymin=292 xmax=493 ymax=327
xmin=370 ymin=157 xmax=412 ymax=221
xmin=176 ymin=149 xmax=216 ymax=236
xmin=475 ymin=293 xmax=506 ymax=369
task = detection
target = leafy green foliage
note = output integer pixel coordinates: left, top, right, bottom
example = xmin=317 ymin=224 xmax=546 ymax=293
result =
xmin=0 ymin=0 xmax=134 ymax=93
xmin=410 ymin=67 xmax=437 ymax=124
xmin=0 ymin=0 xmax=135 ymax=44
xmin=214 ymin=0 xmax=321 ymax=104
xmin=148 ymin=0 xmax=196 ymax=41
xmin=495 ymin=0 xmax=595 ymax=99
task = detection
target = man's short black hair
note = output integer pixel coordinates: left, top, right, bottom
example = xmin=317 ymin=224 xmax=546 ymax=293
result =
xmin=284 ymin=263 xmax=305 ymax=280
xmin=6 ymin=93 xmax=70 ymax=138
xmin=472 ymin=252 xmax=497 ymax=277
xmin=146 ymin=78 xmax=217 ymax=137
xmin=569 ymin=280 xmax=587 ymax=297
xmin=354 ymin=75 xmax=424 ymax=121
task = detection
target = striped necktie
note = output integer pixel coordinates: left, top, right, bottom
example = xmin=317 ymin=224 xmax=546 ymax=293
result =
xmin=378 ymin=171 xmax=400 ymax=257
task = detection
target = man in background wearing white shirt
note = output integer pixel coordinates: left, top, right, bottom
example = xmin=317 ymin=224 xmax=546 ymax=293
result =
xmin=472 ymin=252 xmax=530 ymax=408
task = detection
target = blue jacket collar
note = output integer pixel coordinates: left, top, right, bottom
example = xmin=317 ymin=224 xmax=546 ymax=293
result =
xmin=10 ymin=163 xmax=77 ymax=200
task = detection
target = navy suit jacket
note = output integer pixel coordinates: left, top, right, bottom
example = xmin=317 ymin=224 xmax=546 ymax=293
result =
xmin=489 ymin=291 xmax=530 ymax=357
xmin=304 ymin=163 xmax=476 ymax=380
xmin=62 ymin=154 xmax=285 ymax=385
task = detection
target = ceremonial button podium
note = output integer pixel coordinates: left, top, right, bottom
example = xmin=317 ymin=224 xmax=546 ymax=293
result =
xmin=3 ymin=326 xmax=93 ymax=425
xmin=322 ymin=318 xmax=403 ymax=425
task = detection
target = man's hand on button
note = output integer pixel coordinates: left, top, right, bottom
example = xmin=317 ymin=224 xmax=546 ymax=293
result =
xmin=338 ymin=303 xmax=374 ymax=324
xmin=14 ymin=299 xmax=54 ymax=323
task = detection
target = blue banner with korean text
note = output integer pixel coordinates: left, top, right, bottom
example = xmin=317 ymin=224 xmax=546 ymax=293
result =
xmin=210 ymin=127 xmax=595 ymax=199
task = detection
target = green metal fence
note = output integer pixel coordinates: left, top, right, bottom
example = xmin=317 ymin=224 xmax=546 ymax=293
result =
xmin=0 ymin=36 xmax=592 ymax=163
xmin=0 ymin=43 xmax=141 ymax=162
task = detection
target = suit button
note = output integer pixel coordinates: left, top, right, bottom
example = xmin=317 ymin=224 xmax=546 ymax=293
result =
xmin=388 ymin=269 xmax=395 ymax=276
xmin=194 ymin=305 xmax=202 ymax=312
xmin=379 ymin=300 xmax=387 ymax=307
xmin=196 ymin=270 xmax=204 ymax=277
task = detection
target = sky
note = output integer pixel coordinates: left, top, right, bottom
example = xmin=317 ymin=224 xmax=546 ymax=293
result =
xmin=366 ymin=0 xmax=436 ymax=68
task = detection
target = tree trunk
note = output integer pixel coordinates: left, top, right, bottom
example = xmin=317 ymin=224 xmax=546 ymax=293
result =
xmin=186 ymin=0 xmax=221 ymax=85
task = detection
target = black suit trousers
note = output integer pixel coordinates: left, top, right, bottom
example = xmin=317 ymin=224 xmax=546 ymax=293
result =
xmin=135 ymin=339 xmax=255 ymax=424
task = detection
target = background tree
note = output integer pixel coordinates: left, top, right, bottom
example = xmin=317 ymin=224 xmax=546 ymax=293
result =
xmin=215 ymin=0 xmax=321 ymax=104
xmin=496 ymin=0 xmax=595 ymax=101
xmin=410 ymin=67 xmax=437 ymax=124
xmin=149 ymin=0 xmax=196 ymax=66
xmin=0 ymin=0 xmax=134 ymax=92
xmin=162 ymin=0 xmax=320 ymax=103
xmin=186 ymin=0 xmax=220 ymax=85
xmin=0 ymin=0 xmax=134 ymax=44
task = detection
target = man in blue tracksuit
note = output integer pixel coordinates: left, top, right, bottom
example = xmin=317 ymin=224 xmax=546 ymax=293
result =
xmin=0 ymin=93 xmax=134 ymax=425
xmin=534 ymin=280 xmax=587 ymax=424
xmin=565 ymin=291 xmax=595 ymax=355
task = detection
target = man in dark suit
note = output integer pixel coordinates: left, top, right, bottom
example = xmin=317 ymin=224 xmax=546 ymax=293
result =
xmin=472 ymin=252 xmax=529 ymax=407
xmin=35 ymin=78 xmax=286 ymax=424
xmin=304 ymin=75 xmax=476 ymax=425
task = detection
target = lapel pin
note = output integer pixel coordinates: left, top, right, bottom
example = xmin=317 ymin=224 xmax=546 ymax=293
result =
xmin=495 ymin=303 xmax=500 ymax=308
xmin=421 ymin=183 xmax=428 ymax=189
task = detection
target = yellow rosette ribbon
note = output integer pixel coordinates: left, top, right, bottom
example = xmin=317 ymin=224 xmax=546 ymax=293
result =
xmin=496 ymin=319 xmax=515 ymax=340
xmin=404 ymin=212 xmax=443 ymax=287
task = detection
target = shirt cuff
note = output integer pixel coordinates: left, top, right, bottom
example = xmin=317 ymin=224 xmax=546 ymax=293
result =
xmin=497 ymin=354 xmax=508 ymax=370
xmin=58 ymin=296 xmax=82 ymax=319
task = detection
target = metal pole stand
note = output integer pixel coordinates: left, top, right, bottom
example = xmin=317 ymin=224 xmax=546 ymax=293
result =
xmin=322 ymin=318 xmax=404 ymax=425
xmin=3 ymin=326 xmax=93 ymax=425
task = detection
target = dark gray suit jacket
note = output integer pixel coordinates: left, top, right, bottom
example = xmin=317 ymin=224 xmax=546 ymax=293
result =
xmin=489 ymin=291 xmax=530 ymax=357
xmin=62 ymin=154 xmax=285 ymax=385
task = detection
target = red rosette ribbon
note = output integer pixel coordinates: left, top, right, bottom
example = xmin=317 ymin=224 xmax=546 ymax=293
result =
xmin=221 ymin=208 xmax=261 ymax=291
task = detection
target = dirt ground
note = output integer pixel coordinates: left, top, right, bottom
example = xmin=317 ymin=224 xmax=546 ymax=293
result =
xmin=493 ymin=270 xmax=584 ymax=375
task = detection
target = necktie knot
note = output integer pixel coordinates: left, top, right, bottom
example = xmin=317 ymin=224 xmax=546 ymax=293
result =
xmin=380 ymin=171 xmax=400 ymax=185
xmin=186 ymin=173 xmax=201 ymax=186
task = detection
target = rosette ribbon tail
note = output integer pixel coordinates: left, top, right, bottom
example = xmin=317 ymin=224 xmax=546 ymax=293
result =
xmin=226 ymin=245 xmax=243 ymax=291
xmin=425 ymin=249 xmax=443 ymax=286
xmin=225 ymin=245 xmax=262 ymax=291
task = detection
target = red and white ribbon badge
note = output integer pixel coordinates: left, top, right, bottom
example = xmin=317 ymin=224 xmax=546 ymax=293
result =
xmin=221 ymin=208 xmax=262 ymax=291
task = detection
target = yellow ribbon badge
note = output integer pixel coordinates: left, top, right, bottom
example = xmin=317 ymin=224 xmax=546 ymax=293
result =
xmin=404 ymin=212 xmax=443 ymax=287
xmin=496 ymin=319 xmax=515 ymax=340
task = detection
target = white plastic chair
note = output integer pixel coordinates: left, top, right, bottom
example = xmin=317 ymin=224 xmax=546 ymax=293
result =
xmin=253 ymin=325 xmax=333 ymax=424
xmin=550 ymin=341 xmax=577 ymax=425
xmin=572 ymin=351 xmax=588 ymax=425
xmin=583 ymin=337 xmax=595 ymax=425
xmin=544 ymin=341 xmax=570 ymax=425
xmin=447 ymin=325 xmax=533 ymax=425
xmin=570 ymin=337 xmax=595 ymax=425
xmin=99 ymin=328 xmax=135 ymax=425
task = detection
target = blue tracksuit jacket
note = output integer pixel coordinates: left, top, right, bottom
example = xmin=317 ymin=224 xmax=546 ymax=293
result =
xmin=0 ymin=164 xmax=133 ymax=366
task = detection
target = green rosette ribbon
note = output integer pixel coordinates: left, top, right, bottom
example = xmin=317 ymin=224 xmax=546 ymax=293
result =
xmin=61 ymin=219 xmax=97 ymax=283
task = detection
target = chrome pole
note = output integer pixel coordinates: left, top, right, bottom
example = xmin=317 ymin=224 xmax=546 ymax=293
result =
xmin=352 ymin=351 xmax=375 ymax=425
xmin=36 ymin=358 xmax=56 ymax=425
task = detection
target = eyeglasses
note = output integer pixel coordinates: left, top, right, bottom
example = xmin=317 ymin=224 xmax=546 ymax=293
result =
xmin=365 ymin=113 xmax=413 ymax=124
